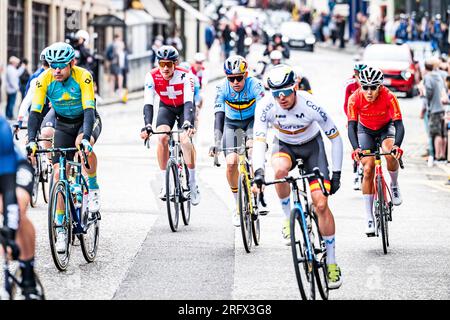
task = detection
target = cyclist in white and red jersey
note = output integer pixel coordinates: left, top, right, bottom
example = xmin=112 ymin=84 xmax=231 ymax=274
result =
xmin=140 ymin=46 xmax=200 ymax=205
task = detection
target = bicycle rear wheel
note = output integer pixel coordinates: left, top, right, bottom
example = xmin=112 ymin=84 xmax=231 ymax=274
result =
xmin=48 ymin=180 xmax=72 ymax=271
xmin=180 ymin=161 xmax=191 ymax=226
xmin=377 ymin=176 xmax=389 ymax=254
xmin=166 ymin=161 xmax=180 ymax=232
xmin=290 ymin=208 xmax=315 ymax=300
xmin=238 ymin=173 xmax=252 ymax=253
xmin=80 ymin=178 xmax=100 ymax=263
xmin=309 ymin=205 xmax=328 ymax=300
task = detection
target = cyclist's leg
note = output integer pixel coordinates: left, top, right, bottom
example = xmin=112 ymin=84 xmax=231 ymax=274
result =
xmin=40 ymin=108 xmax=56 ymax=151
xmin=14 ymin=160 xmax=40 ymax=297
xmin=156 ymin=105 xmax=177 ymax=171
xmin=271 ymin=138 xmax=295 ymax=219
xmin=223 ymin=122 xmax=240 ymax=201
xmin=381 ymin=126 xmax=402 ymax=205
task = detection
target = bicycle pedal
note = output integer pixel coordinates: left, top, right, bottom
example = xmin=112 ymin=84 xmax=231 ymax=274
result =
xmin=259 ymin=210 xmax=269 ymax=216
xmin=366 ymin=233 xmax=376 ymax=238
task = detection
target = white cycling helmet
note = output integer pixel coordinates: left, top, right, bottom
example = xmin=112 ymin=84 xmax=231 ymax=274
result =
xmin=359 ymin=66 xmax=384 ymax=86
xmin=224 ymin=55 xmax=248 ymax=75
xmin=266 ymin=64 xmax=296 ymax=90
xmin=75 ymin=29 xmax=90 ymax=45
xmin=194 ymin=52 xmax=206 ymax=63
xmin=269 ymin=50 xmax=282 ymax=61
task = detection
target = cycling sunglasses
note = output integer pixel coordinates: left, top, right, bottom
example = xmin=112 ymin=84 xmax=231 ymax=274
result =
xmin=227 ymin=75 xmax=244 ymax=83
xmin=362 ymin=85 xmax=380 ymax=91
xmin=271 ymin=85 xmax=296 ymax=98
xmin=50 ymin=62 xmax=69 ymax=70
xmin=158 ymin=60 xmax=175 ymax=68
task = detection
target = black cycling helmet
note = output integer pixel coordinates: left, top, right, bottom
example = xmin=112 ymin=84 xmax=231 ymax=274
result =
xmin=156 ymin=45 xmax=179 ymax=61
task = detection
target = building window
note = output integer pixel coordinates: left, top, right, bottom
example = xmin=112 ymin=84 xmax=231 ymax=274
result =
xmin=7 ymin=0 xmax=25 ymax=60
xmin=32 ymin=3 xmax=49 ymax=71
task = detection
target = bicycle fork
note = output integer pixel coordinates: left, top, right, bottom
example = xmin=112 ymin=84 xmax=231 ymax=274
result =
xmin=294 ymin=203 xmax=314 ymax=273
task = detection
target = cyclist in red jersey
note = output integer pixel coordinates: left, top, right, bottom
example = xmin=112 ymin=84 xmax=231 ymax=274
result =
xmin=140 ymin=46 xmax=201 ymax=205
xmin=347 ymin=66 xmax=405 ymax=236
xmin=344 ymin=63 xmax=367 ymax=190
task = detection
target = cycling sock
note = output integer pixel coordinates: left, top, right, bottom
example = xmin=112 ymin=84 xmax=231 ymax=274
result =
xmin=55 ymin=209 xmax=65 ymax=229
xmin=323 ymin=235 xmax=336 ymax=265
xmin=88 ymin=173 xmax=99 ymax=190
xmin=280 ymin=196 xmax=291 ymax=219
xmin=188 ymin=168 xmax=196 ymax=188
xmin=363 ymin=194 xmax=374 ymax=222
xmin=231 ymin=187 xmax=238 ymax=203
xmin=19 ymin=257 xmax=36 ymax=287
xmin=388 ymin=170 xmax=399 ymax=186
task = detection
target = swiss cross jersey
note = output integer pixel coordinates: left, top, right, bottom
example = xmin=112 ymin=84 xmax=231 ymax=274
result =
xmin=214 ymin=76 xmax=265 ymax=121
xmin=144 ymin=67 xmax=194 ymax=108
xmin=343 ymin=76 xmax=360 ymax=116
xmin=347 ymin=86 xmax=402 ymax=131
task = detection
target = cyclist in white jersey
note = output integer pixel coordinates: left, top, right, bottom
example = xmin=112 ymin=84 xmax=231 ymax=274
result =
xmin=252 ymin=65 xmax=343 ymax=289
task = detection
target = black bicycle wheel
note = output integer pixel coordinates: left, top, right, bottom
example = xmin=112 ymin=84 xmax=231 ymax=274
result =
xmin=48 ymin=180 xmax=72 ymax=271
xmin=377 ymin=176 xmax=388 ymax=254
xmin=41 ymin=158 xmax=51 ymax=204
xmin=30 ymin=157 xmax=40 ymax=207
xmin=290 ymin=208 xmax=315 ymax=300
xmin=238 ymin=173 xmax=252 ymax=253
xmin=80 ymin=177 xmax=100 ymax=263
xmin=251 ymin=194 xmax=261 ymax=246
xmin=10 ymin=270 xmax=46 ymax=300
xmin=309 ymin=205 xmax=329 ymax=300
xmin=180 ymin=161 xmax=191 ymax=226
xmin=166 ymin=161 xmax=180 ymax=232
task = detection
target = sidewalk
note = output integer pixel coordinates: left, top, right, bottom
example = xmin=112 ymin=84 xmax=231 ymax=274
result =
xmin=98 ymin=42 xmax=225 ymax=107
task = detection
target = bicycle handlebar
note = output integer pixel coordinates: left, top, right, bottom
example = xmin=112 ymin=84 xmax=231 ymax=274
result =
xmin=262 ymin=167 xmax=329 ymax=197
xmin=35 ymin=147 xmax=90 ymax=169
xmin=359 ymin=151 xmax=404 ymax=169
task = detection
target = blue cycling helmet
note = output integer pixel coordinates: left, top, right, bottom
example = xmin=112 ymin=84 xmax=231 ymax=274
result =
xmin=40 ymin=47 xmax=48 ymax=61
xmin=224 ymin=55 xmax=248 ymax=75
xmin=156 ymin=45 xmax=179 ymax=61
xmin=45 ymin=42 xmax=75 ymax=64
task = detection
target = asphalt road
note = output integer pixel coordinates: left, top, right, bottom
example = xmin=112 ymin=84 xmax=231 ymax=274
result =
xmin=5 ymin=44 xmax=450 ymax=300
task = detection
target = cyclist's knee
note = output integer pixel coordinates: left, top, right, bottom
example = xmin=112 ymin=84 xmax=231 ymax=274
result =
xmin=180 ymin=135 xmax=192 ymax=147
xmin=226 ymin=162 xmax=238 ymax=174
xmin=40 ymin=127 xmax=54 ymax=138
xmin=363 ymin=165 xmax=375 ymax=178
xmin=158 ymin=134 xmax=169 ymax=145
xmin=226 ymin=153 xmax=239 ymax=166
xmin=274 ymin=168 xmax=289 ymax=179
xmin=16 ymin=188 xmax=30 ymax=219
xmin=314 ymin=197 xmax=329 ymax=214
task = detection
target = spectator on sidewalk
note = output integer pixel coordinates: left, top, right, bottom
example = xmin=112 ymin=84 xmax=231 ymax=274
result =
xmin=336 ymin=14 xmax=346 ymax=49
xmin=235 ymin=21 xmax=247 ymax=57
xmin=205 ymin=22 xmax=216 ymax=60
xmin=19 ymin=58 xmax=30 ymax=100
xmin=74 ymin=29 xmax=94 ymax=72
xmin=5 ymin=56 xmax=25 ymax=120
xmin=221 ymin=23 xmax=233 ymax=60
xmin=423 ymin=59 xmax=448 ymax=165
xmin=150 ymin=36 xmax=164 ymax=68
xmin=108 ymin=34 xmax=126 ymax=100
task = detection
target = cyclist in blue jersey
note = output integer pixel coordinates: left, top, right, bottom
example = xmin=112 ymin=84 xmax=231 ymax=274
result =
xmin=209 ymin=55 xmax=265 ymax=226
xmin=0 ymin=116 xmax=42 ymax=299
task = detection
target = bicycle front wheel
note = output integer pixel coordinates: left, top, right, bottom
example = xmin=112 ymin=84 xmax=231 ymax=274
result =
xmin=166 ymin=161 xmax=180 ymax=232
xmin=290 ymin=208 xmax=315 ymax=300
xmin=31 ymin=157 xmax=40 ymax=207
xmin=377 ymin=176 xmax=389 ymax=254
xmin=48 ymin=180 xmax=72 ymax=271
xmin=309 ymin=205 xmax=328 ymax=300
xmin=80 ymin=178 xmax=100 ymax=263
xmin=238 ymin=173 xmax=252 ymax=253
xmin=251 ymin=194 xmax=261 ymax=246
xmin=180 ymin=161 xmax=191 ymax=226
xmin=10 ymin=270 xmax=46 ymax=300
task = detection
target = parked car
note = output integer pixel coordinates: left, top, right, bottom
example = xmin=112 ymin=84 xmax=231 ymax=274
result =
xmin=280 ymin=21 xmax=316 ymax=51
xmin=361 ymin=43 xmax=418 ymax=97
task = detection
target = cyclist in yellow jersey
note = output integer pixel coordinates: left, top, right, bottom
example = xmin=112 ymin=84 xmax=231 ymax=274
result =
xmin=26 ymin=42 xmax=102 ymax=254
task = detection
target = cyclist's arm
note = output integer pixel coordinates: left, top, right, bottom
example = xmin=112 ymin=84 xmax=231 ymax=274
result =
xmin=28 ymin=75 xmax=48 ymax=142
xmin=347 ymin=94 xmax=360 ymax=150
xmin=252 ymin=97 xmax=272 ymax=172
xmin=310 ymin=96 xmax=343 ymax=172
xmin=183 ymin=74 xmax=195 ymax=125
xmin=343 ymin=81 xmax=354 ymax=116
xmin=143 ymin=72 xmax=156 ymax=126
xmin=80 ymin=70 xmax=96 ymax=141
xmin=213 ymin=82 xmax=226 ymax=144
